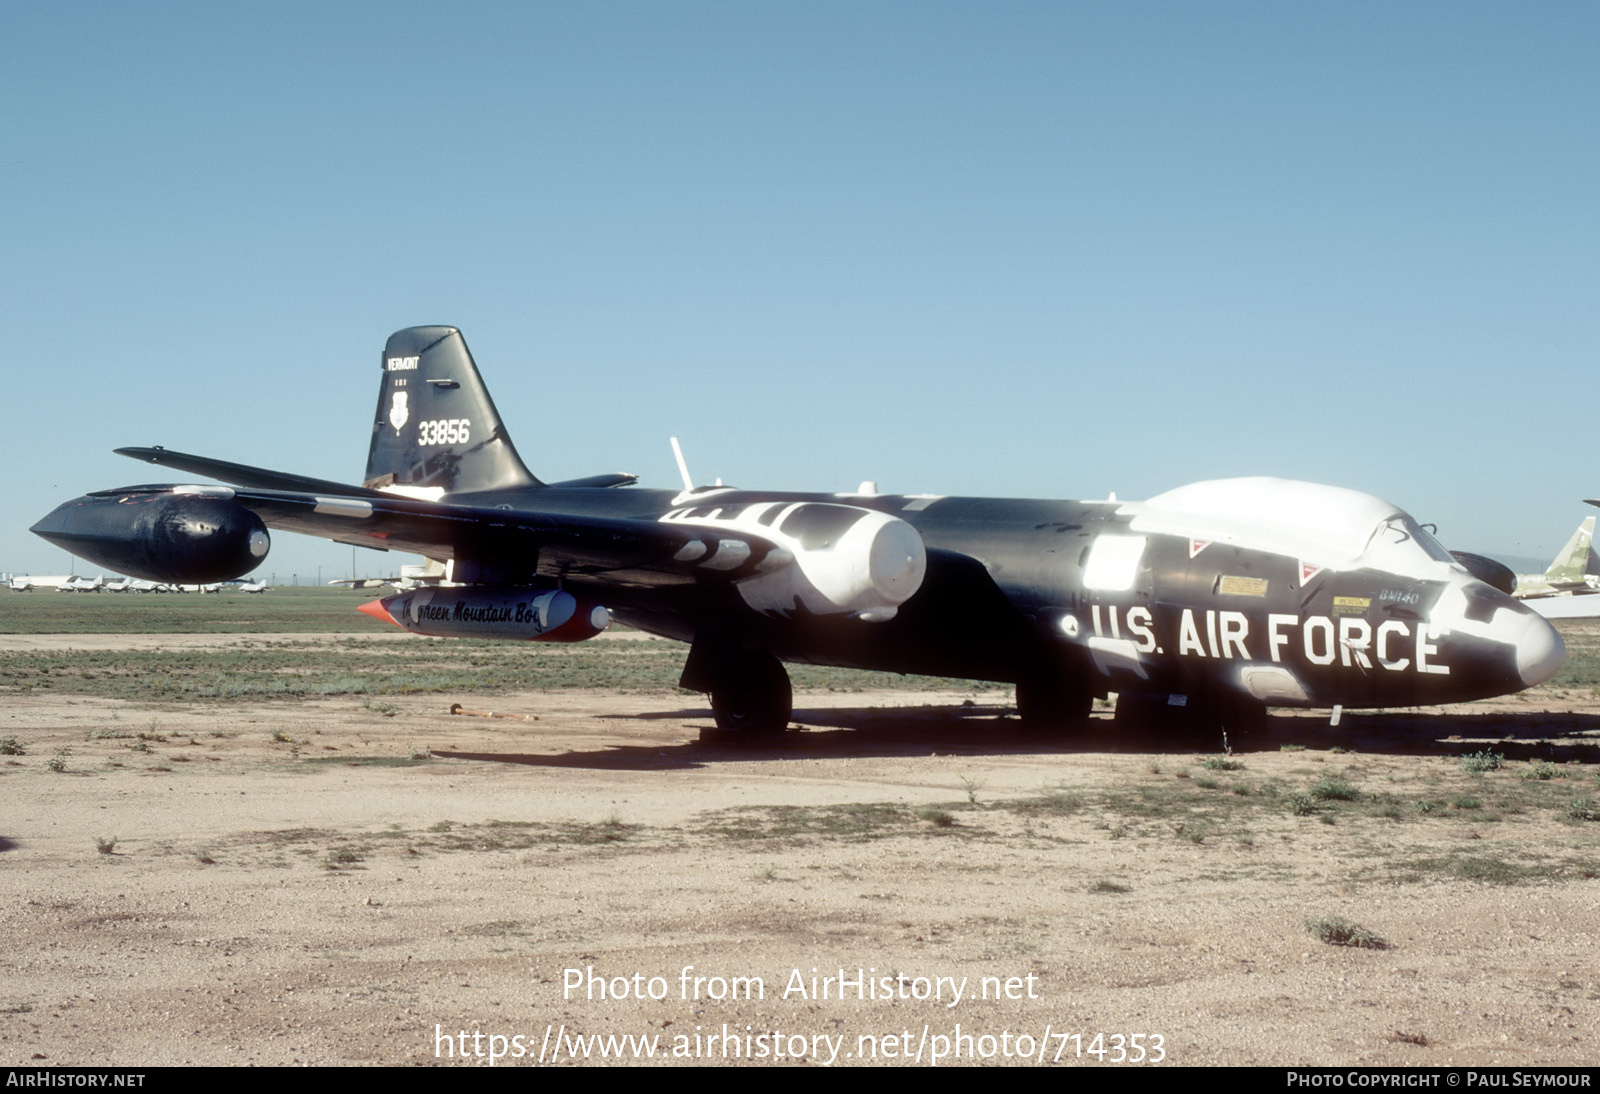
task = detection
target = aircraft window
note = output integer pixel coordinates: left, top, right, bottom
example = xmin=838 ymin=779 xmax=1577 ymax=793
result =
xmin=1407 ymin=519 xmax=1457 ymax=564
xmin=1361 ymin=515 xmax=1457 ymax=574
xmin=755 ymin=505 xmax=784 ymax=527
xmin=779 ymin=505 xmax=864 ymax=549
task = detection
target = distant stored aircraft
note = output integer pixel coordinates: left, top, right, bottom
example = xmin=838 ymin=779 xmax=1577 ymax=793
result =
xmin=57 ymin=575 xmax=104 ymax=593
xmin=1511 ymin=517 xmax=1600 ymax=619
xmin=32 ymin=326 xmax=1566 ymax=737
xmin=1514 ymin=517 xmax=1598 ymax=599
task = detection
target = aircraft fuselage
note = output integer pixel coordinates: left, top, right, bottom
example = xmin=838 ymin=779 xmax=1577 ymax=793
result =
xmin=437 ymin=476 xmax=1559 ymax=712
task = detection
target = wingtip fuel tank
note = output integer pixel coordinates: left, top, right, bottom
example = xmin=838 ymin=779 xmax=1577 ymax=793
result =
xmin=30 ymin=488 xmax=269 ymax=584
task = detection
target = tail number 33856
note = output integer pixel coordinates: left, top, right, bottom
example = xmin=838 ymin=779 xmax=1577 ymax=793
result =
xmin=417 ymin=419 xmax=472 ymax=446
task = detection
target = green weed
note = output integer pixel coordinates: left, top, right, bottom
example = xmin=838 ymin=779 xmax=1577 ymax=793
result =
xmin=1286 ymin=792 xmax=1318 ymax=816
xmin=1459 ymin=750 xmax=1504 ymax=774
xmin=1310 ymin=774 xmax=1362 ymax=802
xmin=1305 ymin=916 xmax=1387 ymax=949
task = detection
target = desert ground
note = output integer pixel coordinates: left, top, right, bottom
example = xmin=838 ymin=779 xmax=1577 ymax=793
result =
xmin=2 ymin=630 xmax=1598 ymax=1067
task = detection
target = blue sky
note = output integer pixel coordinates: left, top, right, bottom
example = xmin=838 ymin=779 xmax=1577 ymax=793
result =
xmin=3 ymin=1 xmax=1596 ymax=580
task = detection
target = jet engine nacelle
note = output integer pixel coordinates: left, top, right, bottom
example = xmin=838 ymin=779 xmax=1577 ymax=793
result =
xmin=29 ymin=489 xmax=270 ymax=584
xmin=359 ymin=586 xmax=612 ymax=642
xmin=1449 ymin=551 xmax=1517 ymax=597
xmin=663 ymin=501 xmax=927 ymax=621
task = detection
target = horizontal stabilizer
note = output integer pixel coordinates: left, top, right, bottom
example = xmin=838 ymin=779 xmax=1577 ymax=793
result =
xmin=545 ymin=472 xmax=640 ymax=489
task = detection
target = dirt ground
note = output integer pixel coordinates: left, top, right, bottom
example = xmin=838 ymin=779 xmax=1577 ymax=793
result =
xmin=2 ymin=634 xmax=1598 ymax=1067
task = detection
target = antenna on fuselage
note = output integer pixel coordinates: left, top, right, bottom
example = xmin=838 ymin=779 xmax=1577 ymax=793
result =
xmin=669 ymin=436 xmax=725 ymax=499
xmin=669 ymin=436 xmax=694 ymax=494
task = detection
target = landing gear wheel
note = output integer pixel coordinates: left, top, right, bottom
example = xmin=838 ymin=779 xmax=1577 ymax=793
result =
xmin=709 ymin=649 xmax=792 ymax=736
xmin=1015 ymin=675 xmax=1092 ymax=734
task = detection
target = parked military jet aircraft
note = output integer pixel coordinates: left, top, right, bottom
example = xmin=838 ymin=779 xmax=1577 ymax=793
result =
xmin=32 ymin=326 xmax=1566 ymax=736
xmin=1514 ymin=517 xmax=1599 ymax=600
xmin=1510 ymin=517 xmax=1600 ymax=620
xmin=57 ymin=575 xmax=105 ymax=593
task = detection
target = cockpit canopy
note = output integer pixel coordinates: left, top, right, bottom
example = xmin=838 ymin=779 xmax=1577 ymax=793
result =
xmin=1129 ymin=477 xmax=1463 ymax=577
xmin=1359 ymin=514 xmax=1461 ymax=579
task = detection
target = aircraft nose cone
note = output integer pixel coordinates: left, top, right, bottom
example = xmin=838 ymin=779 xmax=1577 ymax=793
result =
xmin=1517 ymin=613 xmax=1565 ymax=687
xmin=29 ymin=502 xmax=79 ymax=551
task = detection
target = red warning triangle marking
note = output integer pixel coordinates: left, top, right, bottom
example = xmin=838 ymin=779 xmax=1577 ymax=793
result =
xmin=1189 ymin=539 xmax=1209 ymax=559
xmin=1300 ymin=560 xmax=1324 ymax=584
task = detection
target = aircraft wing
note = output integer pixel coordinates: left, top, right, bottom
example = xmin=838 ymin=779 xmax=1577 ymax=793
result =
xmin=38 ymin=483 xmax=788 ymax=589
xmin=115 ymin=447 xmax=394 ymax=498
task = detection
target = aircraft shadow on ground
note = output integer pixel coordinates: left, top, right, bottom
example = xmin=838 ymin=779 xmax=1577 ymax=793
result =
xmin=429 ymin=704 xmax=1600 ymax=772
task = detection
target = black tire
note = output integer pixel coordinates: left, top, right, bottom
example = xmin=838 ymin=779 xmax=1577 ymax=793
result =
xmin=710 ymin=649 xmax=793 ymax=735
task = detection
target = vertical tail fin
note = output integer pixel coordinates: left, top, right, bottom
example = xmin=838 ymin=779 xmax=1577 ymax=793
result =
xmin=364 ymin=326 xmax=541 ymax=496
xmin=1545 ymin=516 xmax=1596 ymax=585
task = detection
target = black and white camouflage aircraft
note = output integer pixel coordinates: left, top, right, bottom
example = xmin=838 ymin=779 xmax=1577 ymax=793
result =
xmin=33 ymin=326 xmax=1566 ymax=737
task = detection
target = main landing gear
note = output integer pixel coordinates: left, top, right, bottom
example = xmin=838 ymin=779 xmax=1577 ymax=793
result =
xmin=709 ymin=648 xmax=793 ymax=735
xmin=682 ymin=640 xmax=793 ymax=737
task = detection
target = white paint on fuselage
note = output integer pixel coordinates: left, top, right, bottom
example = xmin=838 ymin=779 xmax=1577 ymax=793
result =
xmin=1082 ymin=535 xmax=1147 ymax=592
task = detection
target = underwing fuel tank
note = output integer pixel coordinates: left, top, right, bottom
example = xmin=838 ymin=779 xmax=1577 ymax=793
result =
xmin=29 ymin=488 xmax=269 ymax=584
xmin=359 ymin=586 xmax=612 ymax=643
